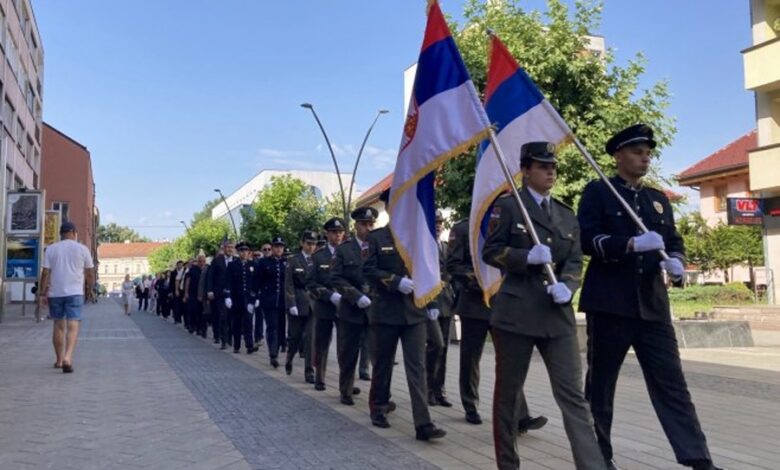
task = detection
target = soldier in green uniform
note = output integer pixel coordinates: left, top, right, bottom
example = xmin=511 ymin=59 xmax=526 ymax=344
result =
xmin=305 ymin=217 xmax=346 ymax=391
xmin=426 ymin=209 xmax=454 ymax=407
xmin=483 ymin=142 xmax=607 ymax=470
xmin=283 ymin=230 xmax=318 ymax=383
xmin=330 ymin=206 xmax=378 ymax=405
xmin=362 ymin=190 xmax=446 ymax=442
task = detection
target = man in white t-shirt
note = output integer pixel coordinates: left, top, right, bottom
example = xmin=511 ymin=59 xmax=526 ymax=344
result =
xmin=39 ymin=222 xmax=95 ymax=374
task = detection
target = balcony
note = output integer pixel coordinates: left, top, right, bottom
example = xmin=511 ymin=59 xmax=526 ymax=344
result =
xmin=743 ymin=37 xmax=780 ymax=92
xmin=749 ymin=143 xmax=780 ymax=191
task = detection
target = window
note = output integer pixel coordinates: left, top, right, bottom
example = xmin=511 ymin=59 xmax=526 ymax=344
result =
xmin=15 ymin=118 xmax=24 ymax=148
xmin=52 ymin=201 xmax=70 ymax=222
xmin=13 ymin=176 xmax=22 ymax=189
xmin=714 ymin=184 xmax=728 ymax=213
xmin=114 ymin=265 xmax=117 ymax=274
xmin=125 ymin=266 xmax=129 ymax=274
xmin=3 ymin=98 xmax=14 ymax=133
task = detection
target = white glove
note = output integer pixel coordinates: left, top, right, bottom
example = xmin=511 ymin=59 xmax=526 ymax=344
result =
xmin=357 ymin=295 xmax=372 ymax=309
xmin=247 ymin=304 xmax=255 ymax=314
xmin=526 ymin=244 xmax=552 ymax=265
xmin=224 ymin=298 xmax=232 ymax=309
xmin=546 ymin=282 xmax=573 ymax=304
xmin=254 ymin=299 xmax=260 ymax=308
xmin=427 ymin=308 xmax=440 ymax=320
xmin=289 ymin=306 xmax=299 ymax=316
xmin=632 ymin=231 xmax=665 ymax=253
xmin=398 ymin=277 xmax=414 ymax=295
xmin=329 ymin=292 xmax=342 ymax=307
xmin=660 ymin=257 xmax=685 ymax=280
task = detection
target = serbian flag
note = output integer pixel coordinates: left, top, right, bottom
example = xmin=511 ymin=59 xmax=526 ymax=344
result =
xmin=470 ymin=34 xmax=573 ymax=304
xmin=389 ymin=1 xmax=490 ymax=308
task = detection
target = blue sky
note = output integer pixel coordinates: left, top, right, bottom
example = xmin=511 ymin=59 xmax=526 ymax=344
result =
xmin=35 ymin=0 xmax=754 ymax=240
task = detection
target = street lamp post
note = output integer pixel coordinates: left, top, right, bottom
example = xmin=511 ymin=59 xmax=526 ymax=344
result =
xmin=300 ymin=103 xmax=349 ymax=224
xmin=179 ymin=220 xmax=191 ymax=236
xmin=213 ymin=189 xmax=238 ymax=239
xmin=347 ymin=109 xmax=389 ymax=212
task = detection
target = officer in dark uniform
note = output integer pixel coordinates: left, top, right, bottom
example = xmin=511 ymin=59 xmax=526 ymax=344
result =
xmin=284 ymin=230 xmax=318 ymax=382
xmin=256 ymin=236 xmax=287 ymax=368
xmin=483 ymin=142 xmax=607 ymax=470
xmin=362 ymin=189 xmax=446 ymax=442
xmin=426 ymin=209 xmax=454 ymax=407
xmin=306 ymin=218 xmax=346 ymax=391
xmin=578 ymin=125 xmax=721 ymax=470
xmin=446 ymin=218 xmax=547 ymax=432
xmin=225 ymin=242 xmax=257 ymax=354
xmin=207 ymin=241 xmax=235 ymax=349
xmin=331 ymin=206 xmax=377 ymax=406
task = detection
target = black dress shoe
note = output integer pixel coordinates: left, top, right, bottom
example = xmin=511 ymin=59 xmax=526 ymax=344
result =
xmin=280 ymin=345 xmax=287 ymax=353
xmin=340 ymin=396 xmax=355 ymax=406
xmin=428 ymin=395 xmax=439 ymax=406
xmin=518 ymin=415 xmax=548 ymax=434
xmin=690 ymin=461 xmax=722 ymax=470
xmin=435 ymin=395 xmax=453 ymax=407
xmin=415 ymin=423 xmax=446 ymax=441
xmin=606 ymin=459 xmax=619 ymax=470
xmin=246 ymin=348 xmax=254 ymax=355
xmin=314 ymin=382 xmax=326 ymax=391
xmin=285 ymin=363 xmax=293 ymax=375
xmin=352 ymin=387 xmax=361 ymax=396
xmin=359 ymin=372 xmax=371 ymax=381
xmin=371 ymin=414 xmax=390 ymax=428
xmin=305 ymin=375 xmax=315 ymax=384
xmin=252 ymin=345 xmax=259 ymax=352
xmin=213 ymin=338 xmax=220 ymax=344
xmin=270 ymin=358 xmax=279 ymax=368
xmin=220 ymin=343 xmax=227 ymax=350
xmin=233 ymin=348 xmax=240 ymax=354
xmin=387 ymin=401 xmax=397 ymax=413
xmin=465 ymin=411 xmax=483 ymax=425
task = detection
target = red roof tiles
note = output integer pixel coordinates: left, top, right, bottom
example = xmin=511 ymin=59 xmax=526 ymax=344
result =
xmin=98 ymin=242 xmax=167 ymax=259
xmin=677 ymin=130 xmax=756 ymax=184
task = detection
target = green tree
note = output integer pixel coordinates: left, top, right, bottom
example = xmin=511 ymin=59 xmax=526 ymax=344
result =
xmin=240 ymin=175 xmax=325 ymax=248
xmin=438 ymin=0 xmax=675 ymax=218
xmin=677 ymin=213 xmax=710 ymax=269
xmin=97 ymin=223 xmax=149 ymax=243
xmin=147 ymin=218 xmax=231 ymax=273
xmin=148 ymin=242 xmax=187 ymax=273
xmin=190 ymin=197 xmax=221 ymax=226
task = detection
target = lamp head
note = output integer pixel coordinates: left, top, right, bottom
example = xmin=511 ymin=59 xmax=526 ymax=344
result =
xmin=300 ymin=103 xmax=313 ymax=109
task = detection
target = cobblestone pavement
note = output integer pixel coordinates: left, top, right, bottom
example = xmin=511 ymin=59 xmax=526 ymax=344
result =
xmin=1 ymin=299 xmax=779 ymax=469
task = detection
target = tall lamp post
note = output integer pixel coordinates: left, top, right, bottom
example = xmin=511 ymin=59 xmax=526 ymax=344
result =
xmin=179 ymin=220 xmax=191 ymax=236
xmin=347 ymin=109 xmax=389 ymax=212
xmin=300 ymin=103 xmax=349 ymax=224
xmin=213 ymin=188 xmax=238 ymax=239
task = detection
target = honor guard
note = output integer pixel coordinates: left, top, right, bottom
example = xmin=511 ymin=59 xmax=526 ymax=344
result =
xmin=305 ymin=217 xmax=346 ymax=391
xmin=362 ymin=189 xmax=446 ymax=441
xmin=225 ymin=242 xmax=257 ymax=354
xmin=207 ymin=240 xmax=235 ymax=349
xmin=330 ymin=206 xmax=377 ymax=406
xmin=483 ymin=142 xmax=607 ymax=470
xmin=425 ymin=209 xmax=454 ymax=408
xmin=256 ymin=236 xmax=287 ymax=368
xmin=283 ymin=230 xmax=318 ymax=382
xmin=577 ymin=125 xmax=721 ymax=470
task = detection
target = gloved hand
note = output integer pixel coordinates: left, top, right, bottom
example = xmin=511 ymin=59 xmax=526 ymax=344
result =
xmin=427 ymin=308 xmax=440 ymax=320
xmin=247 ymin=303 xmax=255 ymax=314
xmin=289 ymin=306 xmax=299 ymax=316
xmin=632 ymin=231 xmax=665 ymax=253
xmin=254 ymin=299 xmax=260 ymax=308
xmin=329 ymin=292 xmax=342 ymax=307
xmin=526 ymin=244 xmax=552 ymax=265
xmin=398 ymin=277 xmax=414 ymax=295
xmin=224 ymin=298 xmax=233 ymax=309
xmin=546 ymin=282 xmax=573 ymax=304
xmin=660 ymin=257 xmax=685 ymax=280
xmin=357 ymin=295 xmax=372 ymax=309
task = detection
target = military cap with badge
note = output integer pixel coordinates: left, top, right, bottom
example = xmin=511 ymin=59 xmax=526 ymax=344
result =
xmin=324 ymin=217 xmax=346 ymax=232
xmin=351 ymin=206 xmax=378 ymax=223
xmin=605 ymin=124 xmax=656 ymax=156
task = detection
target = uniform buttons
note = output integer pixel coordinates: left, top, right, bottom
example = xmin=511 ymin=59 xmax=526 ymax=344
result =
xmin=546 ymin=237 xmax=552 ymax=243
xmin=638 ymin=268 xmax=643 ymax=274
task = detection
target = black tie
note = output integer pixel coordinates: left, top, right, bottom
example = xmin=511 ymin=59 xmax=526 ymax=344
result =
xmin=540 ymin=198 xmax=551 ymax=219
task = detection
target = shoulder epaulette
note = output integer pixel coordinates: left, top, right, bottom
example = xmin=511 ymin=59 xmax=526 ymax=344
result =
xmin=551 ymin=197 xmax=574 ymax=212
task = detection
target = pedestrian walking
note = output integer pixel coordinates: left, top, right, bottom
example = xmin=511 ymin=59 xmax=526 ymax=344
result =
xmin=207 ymin=240 xmax=235 ymax=349
xmin=38 ymin=222 xmax=95 ymax=374
xmin=256 ymin=237 xmax=287 ymax=367
xmin=121 ymin=275 xmax=134 ymax=315
xmin=184 ymin=253 xmax=206 ymax=335
xmin=283 ymin=230 xmax=317 ymax=383
xmin=226 ymin=242 xmax=257 ymax=354
xmin=426 ymin=209 xmax=454 ymax=408
xmin=577 ymin=125 xmax=722 ymax=470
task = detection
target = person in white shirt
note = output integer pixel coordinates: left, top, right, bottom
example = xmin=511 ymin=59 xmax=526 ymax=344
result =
xmin=39 ymin=222 xmax=95 ymax=373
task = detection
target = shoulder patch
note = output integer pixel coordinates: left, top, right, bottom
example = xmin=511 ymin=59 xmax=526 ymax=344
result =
xmin=551 ymin=197 xmax=574 ymax=213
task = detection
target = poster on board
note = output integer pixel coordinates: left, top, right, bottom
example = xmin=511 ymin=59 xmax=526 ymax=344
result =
xmin=5 ymin=237 xmax=40 ymax=280
xmin=6 ymin=191 xmax=42 ymax=236
xmin=44 ymin=210 xmax=61 ymax=247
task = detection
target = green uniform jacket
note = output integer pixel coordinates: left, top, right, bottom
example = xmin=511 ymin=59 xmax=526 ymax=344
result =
xmin=437 ymin=240 xmax=455 ymax=318
xmin=482 ymin=188 xmax=583 ymax=338
xmin=284 ymin=252 xmax=313 ymax=317
xmin=446 ymin=219 xmax=492 ymax=320
xmin=331 ymin=238 xmax=371 ymax=325
xmin=362 ymin=226 xmax=428 ymax=326
xmin=305 ymin=246 xmax=339 ymax=321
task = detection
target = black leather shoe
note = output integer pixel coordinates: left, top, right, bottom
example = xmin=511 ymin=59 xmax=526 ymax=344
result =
xmin=359 ymin=372 xmax=371 ymax=381
xmin=690 ymin=462 xmax=722 ymax=470
xmin=465 ymin=411 xmax=482 ymax=425
xmin=213 ymin=339 xmax=220 ymax=344
xmin=387 ymin=401 xmax=397 ymax=413
xmin=252 ymin=345 xmax=259 ymax=352
xmin=220 ymin=344 xmax=227 ymax=350
xmin=305 ymin=375 xmax=315 ymax=384
xmin=280 ymin=345 xmax=287 ymax=353
xmin=340 ymin=396 xmax=355 ymax=406
xmin=428 ymin=394 xmax=439 ymax=406
xmin=606 ymin=459 xmax=619 ymax=470
xmin=270 ymin=358 xmax=279 ymax=368
xmin=315 ymin=382 xmax=326 ymax=391
xmin=352 ymin=387 xmax=360 ymax=396
xmin=285 ymin=363 xmax=293 ymax=375
xmin=371 ymin=414 xmax=390 ymax=428
xmin=415 ymin=423 xmax=446 ymax=441
xmin=435 ymin=395 xmax=453 ymax=407
xmin=518 ymin=415 xmax=548 ymax=434
xmin=233 ymin=348 xmax=240 ymax=354
xmin=246 ymin=348 xmax=254 ymax=355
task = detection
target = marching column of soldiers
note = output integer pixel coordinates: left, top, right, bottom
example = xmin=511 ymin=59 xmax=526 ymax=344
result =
xmin=146 ymin=125 xmax=721 ymax=470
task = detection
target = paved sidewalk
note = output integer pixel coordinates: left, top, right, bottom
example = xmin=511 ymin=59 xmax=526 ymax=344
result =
xmin=1 ymin=299 xmax=779 ymax=469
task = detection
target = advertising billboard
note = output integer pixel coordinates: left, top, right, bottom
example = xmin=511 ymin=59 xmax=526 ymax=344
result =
xmin=726 ymin=197 xmax=764 ymax=226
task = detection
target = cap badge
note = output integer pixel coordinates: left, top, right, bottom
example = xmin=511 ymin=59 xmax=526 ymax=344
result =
xmin=334 ymin=221 xmax=341 ymax=227
xmin=546 ymin=143 xmax=555 ymax=153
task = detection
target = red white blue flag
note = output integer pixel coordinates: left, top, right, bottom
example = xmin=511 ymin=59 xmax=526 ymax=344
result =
xmin=389 ymin=1 xmax=490 ymax=307
xmin=470 ymin=35 xmax=572 ymax=304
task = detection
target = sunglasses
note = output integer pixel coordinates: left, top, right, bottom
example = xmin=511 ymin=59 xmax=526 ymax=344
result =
xmin=262 ymin=248 xmax=272 ymax=252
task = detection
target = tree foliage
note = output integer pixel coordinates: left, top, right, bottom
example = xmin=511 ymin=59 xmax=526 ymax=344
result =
xmin=147 ymin=218 xmax=231 ymax=273
xmin=191 ymin=197 xmax=221 ymax=226
xmin=438 ymin=0 xmax=675 ymax=218
xmin=240 ymin=175 xmax=325 ymax=248
xmin=97 ymin=223 xmax=149 ymax=243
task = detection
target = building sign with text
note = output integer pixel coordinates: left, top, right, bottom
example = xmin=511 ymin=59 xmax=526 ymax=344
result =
xmin=727 ymin=197 xmax=763 ymax=226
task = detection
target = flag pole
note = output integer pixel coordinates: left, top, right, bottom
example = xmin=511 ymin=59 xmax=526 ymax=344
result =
xmin=570 ymin=137 xmax=670 ymax=261
xmin=487 ymin=129 xmax=558 ymax=284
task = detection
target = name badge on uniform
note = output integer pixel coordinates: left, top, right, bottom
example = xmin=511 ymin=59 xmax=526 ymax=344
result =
xmin=294 ymin=268 xmax=304 ymax=273
xmin=380 ymin=246 xmax=394 ymax=253
xmin=515 ymin=223 xmax=526 ymax=230
xmin=653 ymin=201 xmax=664 ymax=214
xmin=319 ymin=264 xmax=330 ymax=269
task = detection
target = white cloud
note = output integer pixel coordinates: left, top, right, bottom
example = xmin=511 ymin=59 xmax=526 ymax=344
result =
xmin=258 ymin=148 xmax=307 ymax=159
xmin=363 ymin=145 xmax=397 ymax=169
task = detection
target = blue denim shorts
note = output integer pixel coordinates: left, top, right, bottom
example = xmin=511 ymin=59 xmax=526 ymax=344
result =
xmin=49 ymin=295 xmax=84 ymax=321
